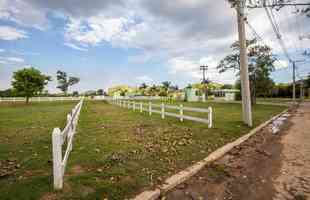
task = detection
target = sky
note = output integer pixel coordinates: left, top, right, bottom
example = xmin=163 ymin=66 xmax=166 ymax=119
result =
xmin=0 ymin=0 xmax=309 ymax=93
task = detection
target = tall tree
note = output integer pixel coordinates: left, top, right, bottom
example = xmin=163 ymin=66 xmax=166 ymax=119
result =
xmin=305 ymin=73 xmax=310 ymax=88
xmin=56 ymin=70 xmax=80 ymax=95
xmin=139 ymin=83 xmax=148 ymax=96
xmin=139 ymin=83 xmax=148 ymax=89
xmin=12 ymin=67 xmax=51 ymax=103
xmin=162 ymin=81 xmax=171 ymax=90
xmin=97 ymin=89 xmax=104 ymax=95
xmin=217 ymin=39 xmax=276 ymax=104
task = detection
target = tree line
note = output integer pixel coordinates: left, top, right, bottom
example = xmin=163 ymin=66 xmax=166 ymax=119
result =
xmin=0 ymin=68 xmax=82 ymax=103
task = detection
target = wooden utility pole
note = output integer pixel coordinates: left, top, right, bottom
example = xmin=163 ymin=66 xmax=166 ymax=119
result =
xmin=236 ymin=0 xmax=253 ymax=127
xmin=300 ymin=80 xmax=304 ymax=101
xmin=200 ymin=65 xmax=208 ymax=82
xmin=200 ymin=65 xmax=209 ymax=101
xmin=292 ymin=60 xmax=305 ymax=103
xmin=292 ymin=61 xmax=296 ymax=103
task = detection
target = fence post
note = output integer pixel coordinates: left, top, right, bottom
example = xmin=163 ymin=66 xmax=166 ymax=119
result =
xmin=140 ymin=102 xmax=143 ymax=113
xmin=52 ymin=128 xmax=63 ymax=190
xmin=133 ymin=102 xmax=136 ymax=111
xmin=208 ymin=107 xmax=213 ymax=128
xmin=161 ymin=103 xmax=165 ymax=119
xmin=180 ymin=104 xmax=184 ymax=122
xmin=149 ymin=102 xmax=152 ymax=116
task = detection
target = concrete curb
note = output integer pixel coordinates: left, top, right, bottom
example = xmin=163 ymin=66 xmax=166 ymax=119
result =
xmin=132 ymin=108 xmax=289 ymax=200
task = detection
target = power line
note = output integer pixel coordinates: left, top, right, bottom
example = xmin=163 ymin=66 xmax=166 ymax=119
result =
xmin=247 ymin=2 xmax=310 ymax=9
xmin=245 ymin=20 xmax=289 ymax=70
xmin=264 ymin=5 xmax=293 ymax=62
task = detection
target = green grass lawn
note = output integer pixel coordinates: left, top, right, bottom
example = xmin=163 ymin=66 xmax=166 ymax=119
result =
xmin=0 ymin=101 xmax=78 ymax=200
xmin=0 ymin=100 xmax=286 ymax=200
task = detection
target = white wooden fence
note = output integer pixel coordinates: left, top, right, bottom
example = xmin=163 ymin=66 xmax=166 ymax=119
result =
xmin=110 ymin=99 xmax=213 ymax=128
xmin=0 ymin=96 xmax=83 ymax=102
xmin=52 ymin=98 xmax=84 ymax=190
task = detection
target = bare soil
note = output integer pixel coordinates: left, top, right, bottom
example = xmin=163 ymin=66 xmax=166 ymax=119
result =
xmin=165 ymin=103 xmax=310 ymax=200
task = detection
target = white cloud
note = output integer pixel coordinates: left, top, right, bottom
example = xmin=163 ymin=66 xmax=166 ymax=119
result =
xmin=0 ymin=0 xmax=307 ymax=86
xmin=168 ymin=56 xmax=236 ymax=84
xmin=136 ymin=75 xmax=154 ymax=84
xmin=11 ymin=50 xmax=40 ymax=56
xmin=64 ymin=43 xmax=88 ymax=51
xmin=0 ymin=26 xmax=28 ymax=40
xmin=64 ymin=14 xmax=137 ymax=48
xmin=274 ymin=60 xmax=289 ymax=70
xmin=0 ymin=56 xmax=25 ymax=64
xmin=0 ymin=0 xmax=49 ymax=30
xmin=0 ymin=49 xmax=5 ymax=52
xmin=7 ymin=57 xmax=25 ymax=63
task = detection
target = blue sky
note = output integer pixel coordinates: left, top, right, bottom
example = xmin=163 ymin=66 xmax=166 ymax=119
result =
xmin=0 ymin=0 xmax=309 ymax=93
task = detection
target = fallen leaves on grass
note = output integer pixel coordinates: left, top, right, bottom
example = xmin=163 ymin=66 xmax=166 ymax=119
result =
xmin=0 ymin=158 xmax=20 ymax=178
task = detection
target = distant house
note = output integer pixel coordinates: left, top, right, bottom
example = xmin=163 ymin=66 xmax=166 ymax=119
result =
xmin=212 ymin=89 xmax=239 ymax=101
xmin=185 ymin=88 xmax=201 ymax=102
xmin=169 ymin=91 xmax=185 ymax=101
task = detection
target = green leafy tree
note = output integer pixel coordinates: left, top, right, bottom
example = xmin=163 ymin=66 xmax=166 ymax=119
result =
xmin=0 ymin=89 xmax=16 ymax=97
xmin=146 ymin=84 xmax=160 ymax=96
xmin=12 ymin=67 xmax=51 ymax=103
xmin=56 ymin=70 xmax=80 ymax=95
xmin=217 ymin=39 xmax=276 ymax=104
xmin=72 ymin=91 xmax=79 ymax=96
xmin=162 ymin=81 xmax=171 ymax=90
xmin=139 ymin=83 xmax=148 ymax=96
xmin=97 ymin=89 xmax=104 ymax=95
xmin=305 ymin=73 xmax=310 ymax=88
xmin=221 ymin=84 xmax=234 ymax=89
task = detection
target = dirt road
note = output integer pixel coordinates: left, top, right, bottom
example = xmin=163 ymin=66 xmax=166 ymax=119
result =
xmin=164 ymin=103 xmax=310 ymax=200
xmin=273 ymin=103 xmax=310 ymax=200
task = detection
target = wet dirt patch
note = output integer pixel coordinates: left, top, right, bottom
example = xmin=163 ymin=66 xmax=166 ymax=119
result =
xmin=39 ymin=192 xmax=57 ymax=200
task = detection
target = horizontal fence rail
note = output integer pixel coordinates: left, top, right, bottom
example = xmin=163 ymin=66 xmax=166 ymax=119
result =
xmin=52 ymin=98 xmax=84 ymax=190
xmin=109 ymin=99 xmax=213 ymax=128
xmin=0 ymin=96 xmax=83 ymax=102
xmin=0 ymin=96 xmax=177 ymax=102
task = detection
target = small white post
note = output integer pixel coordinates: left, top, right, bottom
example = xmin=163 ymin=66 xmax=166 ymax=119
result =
xmin=140 ymin=102 xmax=143 ymax=113
xmin=13 ymin=97 xmax=16 ymax=102
xmin=180 ymin=104 xmax=184 ymax=122
xmin=161 ymin=103 xmax=165 ymax=119
xmin=133 ymin=102 xmax=136 ymax=111
xmin=128 ymin=101 xmax=130 ymax=109
xmin=52 ymin=128 xmax=63 ymax=190
xmin=149 ymin=102 xmax=152 ymax=116
xmin=208 ymin=107 xmax=213 ymax=128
